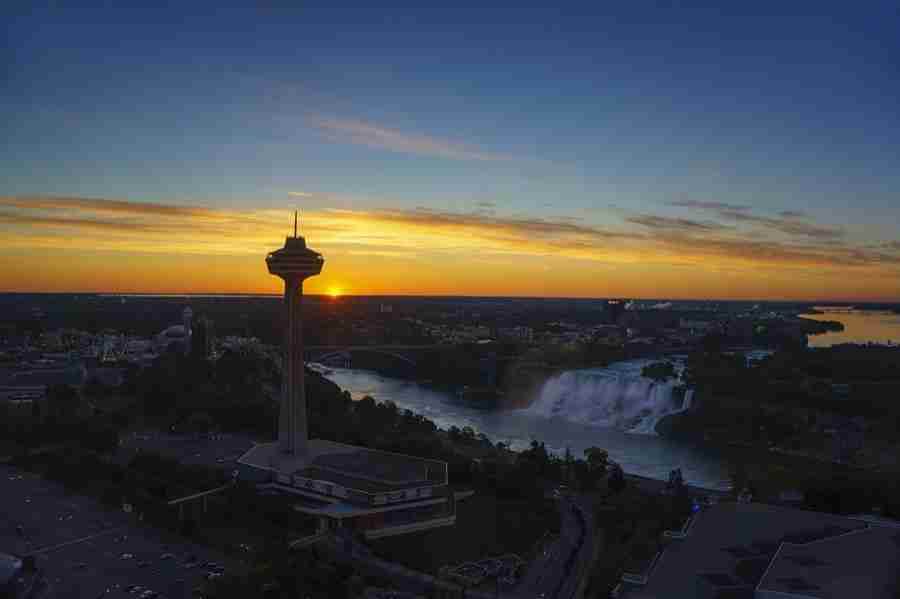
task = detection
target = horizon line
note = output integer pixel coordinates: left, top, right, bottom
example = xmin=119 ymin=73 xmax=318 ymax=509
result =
xmin=0 ymin=291 xmax=898 ymax=305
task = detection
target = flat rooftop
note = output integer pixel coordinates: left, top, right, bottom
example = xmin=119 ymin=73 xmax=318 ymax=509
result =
xmin=627 ymin=503 xmax=868 ymax=599
xmin=239 ymin=439 xmax=448 ymax=494
xmin=758 ymin=527 xmax=900 ymax=598
xmin=312 ymin=450 xmax=428 ymax=486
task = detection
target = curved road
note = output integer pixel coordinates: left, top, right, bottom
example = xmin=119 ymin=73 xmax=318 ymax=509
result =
xmin=517 ymin=496 xmax=593 ymax=599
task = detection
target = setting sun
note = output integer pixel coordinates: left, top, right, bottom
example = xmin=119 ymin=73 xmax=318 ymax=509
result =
xmin=327 ymin=287 xmax=343 ymax=298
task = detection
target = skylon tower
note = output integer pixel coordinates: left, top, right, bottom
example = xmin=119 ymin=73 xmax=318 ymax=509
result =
xmin=266 ymin=212 xmax=324 ymax=456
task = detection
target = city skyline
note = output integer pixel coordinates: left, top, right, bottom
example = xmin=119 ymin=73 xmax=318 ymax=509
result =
xmin=3 ymin=2 xmax=900 ymax=301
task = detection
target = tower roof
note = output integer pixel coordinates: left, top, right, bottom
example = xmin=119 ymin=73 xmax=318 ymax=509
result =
xmin=266 ymin=212 xmax=324 ymax=278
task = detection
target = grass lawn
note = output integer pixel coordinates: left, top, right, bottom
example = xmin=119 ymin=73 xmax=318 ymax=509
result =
xmin=368 ymin=493 xmax=560 ymax=574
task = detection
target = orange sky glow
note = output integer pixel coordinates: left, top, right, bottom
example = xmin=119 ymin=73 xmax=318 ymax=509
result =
xmin=1 ymin=196 xmax=899 ymax=301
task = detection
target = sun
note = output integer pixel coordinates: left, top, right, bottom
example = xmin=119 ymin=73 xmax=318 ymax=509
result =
xmin=327 ymin=286 xmax=343 ymax=299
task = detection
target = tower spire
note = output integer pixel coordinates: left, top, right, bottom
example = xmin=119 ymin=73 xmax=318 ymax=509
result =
xmin=294 ymin=210 xmax=298 ymax=237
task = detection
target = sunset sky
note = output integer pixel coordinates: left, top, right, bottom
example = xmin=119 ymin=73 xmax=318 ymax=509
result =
xmin=2 ymin=2 xmax=899 ymax=300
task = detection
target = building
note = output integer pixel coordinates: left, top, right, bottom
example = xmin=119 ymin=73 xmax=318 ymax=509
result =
xmin=153 ymin=307 xmax=194 ymax=355
xmin=190 ymin=314 xmax=215 ymax=360
xmin=239 ymin=214 xmax=457 ymax=538
xmin=619 ymin=502 xmax=900 ymax=598
xmin=0 ymin=552 xmax=36 ymax=598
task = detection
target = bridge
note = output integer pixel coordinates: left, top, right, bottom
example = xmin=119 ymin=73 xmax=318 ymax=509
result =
xmin=304 ymin=344 xmax=440 ymax=370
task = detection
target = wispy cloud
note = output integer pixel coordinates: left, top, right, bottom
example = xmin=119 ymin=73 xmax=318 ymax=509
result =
xmin=1 ymin=195 xmax=897 ymax=277
xmin=717 ymin=209 xmax=844 ymax=240
xmin=668 ymin=200 xmax=751 ymax=212
xmin=310 ymin=116 xmax=512 ymax=162
xmin=287 ymin=191 xmax=313 ymax=198
xmin=670 ymin=199 xmax=844 ymax=240
xmin=0 ymin=195 xmax=214 ymax=217
xmin=626 ymin=214 xmax=732 ymax=233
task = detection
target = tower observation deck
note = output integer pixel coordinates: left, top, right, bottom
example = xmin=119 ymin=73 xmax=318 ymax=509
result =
xmin=266 ymin=212 xmax=324 ymax=456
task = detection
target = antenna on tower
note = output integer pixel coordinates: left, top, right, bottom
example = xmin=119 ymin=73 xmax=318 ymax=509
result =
xmin=294 ymin=210 xmax=298 ymax=237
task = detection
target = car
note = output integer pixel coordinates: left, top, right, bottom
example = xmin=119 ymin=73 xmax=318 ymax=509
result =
xmin=137 ymin=561 xmax=151 ymax=568
xmin=139 ymin=591 xmax=158 ymax=599
xmin=121 ymin=553 xmax=134 ymax=560
xmin=160 ymin=553 xmax=175 ymax=560
xmin=205 ymin=572 xmax=223 ymax=581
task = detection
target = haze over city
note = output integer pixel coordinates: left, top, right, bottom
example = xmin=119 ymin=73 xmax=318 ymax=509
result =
xmin=3 ymin=2 xmax=900 ymax=300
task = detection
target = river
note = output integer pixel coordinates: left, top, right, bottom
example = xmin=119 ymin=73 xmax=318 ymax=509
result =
xmin=803 ymin=307 xmax=900 ymax=347
xmin=320 ymin=358 xmax=732 ymax=490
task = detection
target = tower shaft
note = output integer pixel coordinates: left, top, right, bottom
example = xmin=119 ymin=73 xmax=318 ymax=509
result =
xmin=280 ymin=277 xmax=307 ymax=454
xmin=266 ymin=217 xmax=323 ymax=458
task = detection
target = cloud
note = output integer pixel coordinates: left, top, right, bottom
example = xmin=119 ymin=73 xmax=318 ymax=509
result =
xmin=627 ymin=214 xmax=732 ymax=233
xmin=310 ymin=116 xmax=512 ymax=162
xmin=0 ymin=210 xmax=161 ymax=232
xmin=287 ymin=191 xmax=313 ymax=198
xmin=668 ymin=200 xmax=751 ymax=212
xmin=669 ymin=198 xmax=843 ymax=240
xmin=0 ymin=195 xmax=214 ymax=217
xmin=717 ymin=209 xmax=844 ymax=240
xmin=1 ymin=195 xmax=897 ymax=276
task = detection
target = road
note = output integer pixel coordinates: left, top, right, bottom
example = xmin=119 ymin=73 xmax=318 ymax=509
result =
xmin=516 ymin=495 xmax=591 ymax=599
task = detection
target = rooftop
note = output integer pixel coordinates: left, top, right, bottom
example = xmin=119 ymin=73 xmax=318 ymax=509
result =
xmin=626 ymin=503 xmax=869 ymax=599
xmin=758 ymin=527 xmax=900 ymax=598
xmin=239 ymin=439 xmax=448 ymax=494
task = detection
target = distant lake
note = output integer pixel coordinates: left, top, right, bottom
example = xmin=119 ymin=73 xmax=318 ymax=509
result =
xmin=803 ymin=308 xmax=900 ymax=347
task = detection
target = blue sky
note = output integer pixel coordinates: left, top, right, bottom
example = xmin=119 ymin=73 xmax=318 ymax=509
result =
xmin=2 ymin=2 xmax=899 ymax=298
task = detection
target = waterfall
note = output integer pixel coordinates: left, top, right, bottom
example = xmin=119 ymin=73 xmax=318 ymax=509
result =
xmin=525 ymin=367 xmax=692 ymax=435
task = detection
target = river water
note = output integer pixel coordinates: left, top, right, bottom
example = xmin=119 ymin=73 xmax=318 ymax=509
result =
xmin=321 ymin=358 xmax=732 ymax=490
xmin=804 ymin=307 xmax=900 ymax=347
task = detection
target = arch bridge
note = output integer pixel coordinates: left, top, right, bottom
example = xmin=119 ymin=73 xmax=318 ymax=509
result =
xmin=304 ymin=345 xmax=436 ymax=370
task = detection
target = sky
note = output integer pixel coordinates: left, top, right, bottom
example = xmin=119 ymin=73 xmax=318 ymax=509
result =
xmin=2 ymin=1 xmax=899 ymax=300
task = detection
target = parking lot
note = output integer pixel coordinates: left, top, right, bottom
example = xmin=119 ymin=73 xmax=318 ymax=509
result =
xmin=2 ymin=464 xmax=239 ymax=598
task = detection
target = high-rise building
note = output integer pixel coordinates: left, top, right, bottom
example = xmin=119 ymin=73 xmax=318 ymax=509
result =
xmin=190 ymin=314 xmax=215 ymax=360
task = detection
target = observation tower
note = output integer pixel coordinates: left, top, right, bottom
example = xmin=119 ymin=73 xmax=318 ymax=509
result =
xmin=266 ymin=212 xmax=324 ymax=456
xmin=238 ymin=214 xmax=454 ymax=540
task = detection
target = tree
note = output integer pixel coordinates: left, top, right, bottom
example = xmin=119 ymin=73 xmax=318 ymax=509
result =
xmin=46 ymin=384 xmax=81 ymax=423
xmin=641 ymin=361 xmax=676 ymax=382
xmin=584 ymin=447 xmax=609 ymax=475
xmin=608 ymin=463 xmax=626 ymax=493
